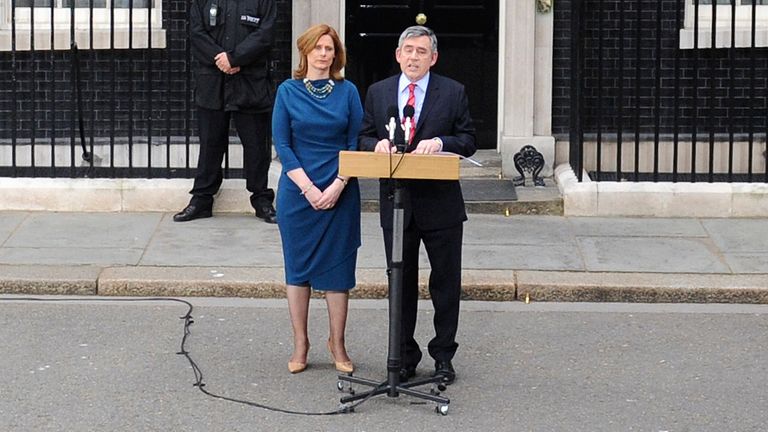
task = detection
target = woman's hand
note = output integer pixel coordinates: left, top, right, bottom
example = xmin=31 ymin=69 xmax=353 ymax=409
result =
xmin=303 ymin=186 xmax=323 ymax=210
xmin=312 ymin=179 xmax=345 ymax=211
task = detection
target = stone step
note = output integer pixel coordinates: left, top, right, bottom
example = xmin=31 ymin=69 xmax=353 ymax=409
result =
xmin=359 ymin=179 xmax=563 ymax=216
xmin=359 ymin=150 xmax=563 ymax=215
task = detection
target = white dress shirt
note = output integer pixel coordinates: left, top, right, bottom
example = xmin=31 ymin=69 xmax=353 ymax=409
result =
xmin=397 ymin=72 xmax=430 ymax=126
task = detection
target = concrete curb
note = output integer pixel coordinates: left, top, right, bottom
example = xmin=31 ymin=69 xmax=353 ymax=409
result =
xmin=0 ymin=265 xmax=100 ymax=295
xmin=555 ymin=163 xmax=768 ymax=217
xmin=1 ymin=177 xmax=564 ymax=216
xmin=517 ymin=271 xmax=768 ymax=304
xmin=2 ymin=265 xmax=766 ymax=304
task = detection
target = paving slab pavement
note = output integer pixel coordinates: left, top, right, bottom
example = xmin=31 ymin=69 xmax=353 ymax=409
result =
xmin=0 ymin=211 xmax=767 ymax=303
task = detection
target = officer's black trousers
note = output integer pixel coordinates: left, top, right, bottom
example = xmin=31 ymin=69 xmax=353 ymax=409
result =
xmin=190 ymin=107 xmax=274 ymax=210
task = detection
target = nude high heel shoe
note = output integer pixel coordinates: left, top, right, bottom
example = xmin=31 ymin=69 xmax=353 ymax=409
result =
xmin=287 ymin=360 xmax=307 ymax=374
xmin=288 ymin=342 xmax=309 ymax=374
xmin=327 ymin=340 xmax=354 ymax=373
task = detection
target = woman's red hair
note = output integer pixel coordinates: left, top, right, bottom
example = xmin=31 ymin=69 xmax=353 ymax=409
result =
xmin=293 ymin=24 xmax=346 ymax=81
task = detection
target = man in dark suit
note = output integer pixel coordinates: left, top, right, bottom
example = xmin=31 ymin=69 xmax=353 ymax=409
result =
xmin=359 ymin=26 xmax=476 ymax=385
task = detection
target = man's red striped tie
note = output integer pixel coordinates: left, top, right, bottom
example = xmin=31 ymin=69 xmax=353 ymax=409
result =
xmin=405 ymin=83 xmax=416 ymax=144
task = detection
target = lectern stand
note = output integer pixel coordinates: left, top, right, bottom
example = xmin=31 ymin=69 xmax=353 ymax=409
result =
xmin=336 ymin=151 xmax=460 ymax=415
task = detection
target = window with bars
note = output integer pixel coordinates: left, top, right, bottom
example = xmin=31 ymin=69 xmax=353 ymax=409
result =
xmin=681 ymin=0 xmax=768 ymax=48
xmin=693 ymin=0 xmax=768 ymax=22
xmin=14 ymin=0 xmax=153 ymax=6
xmin=0 ymin=0 xmax=165 ymax=50
xmin=699 ymin=0 xmax=768 ymax=4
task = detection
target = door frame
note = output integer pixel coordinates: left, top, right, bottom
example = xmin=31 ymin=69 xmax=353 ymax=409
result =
xmin=291 ymin=0 xmax=556 ymax=178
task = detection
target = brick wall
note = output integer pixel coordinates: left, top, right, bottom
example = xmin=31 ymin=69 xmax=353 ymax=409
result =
xmin=0 ymin=0 xmax=292 ymax=140
xmin=552 ymin=0 xmax=768 ymax=137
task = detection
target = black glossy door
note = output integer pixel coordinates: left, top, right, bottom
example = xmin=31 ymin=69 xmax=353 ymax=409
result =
xmin=345 ymin=0 xmax=499 ymax=149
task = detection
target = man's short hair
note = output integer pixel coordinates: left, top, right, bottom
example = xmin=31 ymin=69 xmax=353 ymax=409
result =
xmin=398 ymin=26 xmax=438 ymax=53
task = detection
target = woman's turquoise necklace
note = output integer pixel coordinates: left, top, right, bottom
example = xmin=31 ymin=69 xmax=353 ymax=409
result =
xmin=303 ymin=78 xmax=335 ymax=99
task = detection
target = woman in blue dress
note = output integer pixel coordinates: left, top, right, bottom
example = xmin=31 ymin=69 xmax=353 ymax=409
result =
xmin=272 ymin=24 xmax=363 ymax=374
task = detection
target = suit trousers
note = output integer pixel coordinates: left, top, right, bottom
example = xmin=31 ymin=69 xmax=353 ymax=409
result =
xmin=384 ymin=219 xmax=463 ymax=367
xmin=190 ymin=107 xmax=274 ymax=209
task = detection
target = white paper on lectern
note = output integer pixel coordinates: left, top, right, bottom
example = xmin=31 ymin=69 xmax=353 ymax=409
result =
xmin=434 ymin=151 xmax=483 ymax=167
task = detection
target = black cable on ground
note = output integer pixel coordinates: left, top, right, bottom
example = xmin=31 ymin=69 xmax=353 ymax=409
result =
xmin=0 ymin=296 xmax=386 ymax=416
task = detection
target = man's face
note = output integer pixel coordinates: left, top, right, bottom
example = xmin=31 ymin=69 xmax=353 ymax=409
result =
xmin=395 ymin=35 xmax=438 ymax=82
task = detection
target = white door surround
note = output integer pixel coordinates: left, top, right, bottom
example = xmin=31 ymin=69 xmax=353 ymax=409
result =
xmin=291 ymin=1 xmax=556 ymax=179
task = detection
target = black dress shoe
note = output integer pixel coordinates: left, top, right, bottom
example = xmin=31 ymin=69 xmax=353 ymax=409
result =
xmin=399 ymin=365 xmax=417 ymax=383
xmin=433 ymin=361 xmax=456 ymax=385
xmin=254 ymin=204 xmax=277 ymax=224
xmin=173 ymin=205 xmax=212 ymax=222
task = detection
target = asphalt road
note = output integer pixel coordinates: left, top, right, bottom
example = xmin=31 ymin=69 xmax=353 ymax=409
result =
xmin=1 ymin=296 xmax=767 ymax=431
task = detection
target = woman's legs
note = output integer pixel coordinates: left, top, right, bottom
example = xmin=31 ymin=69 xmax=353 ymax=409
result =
xmin=287 ymin=284 xmax=311 ymax=364
xmin=325 ymin=291 xmax=351 ymax=362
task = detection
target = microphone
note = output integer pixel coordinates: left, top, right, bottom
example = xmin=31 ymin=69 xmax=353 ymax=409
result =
xmin=402 ymin=105 xmax=415 ymax=151
xmin=394 ymin=123 xmax=406 ymax=154
xmin=385 ymin=105 xmax=398 ymax=146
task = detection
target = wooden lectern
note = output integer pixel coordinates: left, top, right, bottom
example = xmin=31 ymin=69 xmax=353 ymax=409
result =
xmin=338 ymin=151 xmax=459 ymax=180
xmin=336 ymin=150 xmax=460 ymax=415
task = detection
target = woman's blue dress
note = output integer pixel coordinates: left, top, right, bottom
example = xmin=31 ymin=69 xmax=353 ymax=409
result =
xmin=272 ymin=79 xmax=364 ymax=291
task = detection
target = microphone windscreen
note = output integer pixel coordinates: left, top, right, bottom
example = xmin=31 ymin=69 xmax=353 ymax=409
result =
xmin=386 ymin=105 xmax=399 ymax=119
xmin=403 ymin=105 xmax=415 ymax=118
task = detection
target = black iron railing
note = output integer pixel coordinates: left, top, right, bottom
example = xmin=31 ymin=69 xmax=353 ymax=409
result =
xmin=569 ymin=0 xmax=768 ymax=183
xmin=0 ymin=0 xmax=194 ymax=178
xmin=0 ymin=0 xmax=288 ymax=179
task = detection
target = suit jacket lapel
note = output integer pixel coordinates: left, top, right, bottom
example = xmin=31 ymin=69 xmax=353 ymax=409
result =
xmin=415 ymin=74 xmax=440 ymax=139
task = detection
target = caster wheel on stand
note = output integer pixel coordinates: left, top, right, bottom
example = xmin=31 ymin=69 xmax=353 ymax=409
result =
xmin=337 ymin=380 xmax=355 ymax=394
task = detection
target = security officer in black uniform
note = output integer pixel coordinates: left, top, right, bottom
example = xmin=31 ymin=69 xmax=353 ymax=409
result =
xmin=174 ymin=0 xmax=277 ymax=223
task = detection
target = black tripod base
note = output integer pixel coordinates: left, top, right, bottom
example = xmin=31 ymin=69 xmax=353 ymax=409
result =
xmin=337 ymin=373 xmax=450 ymax=415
